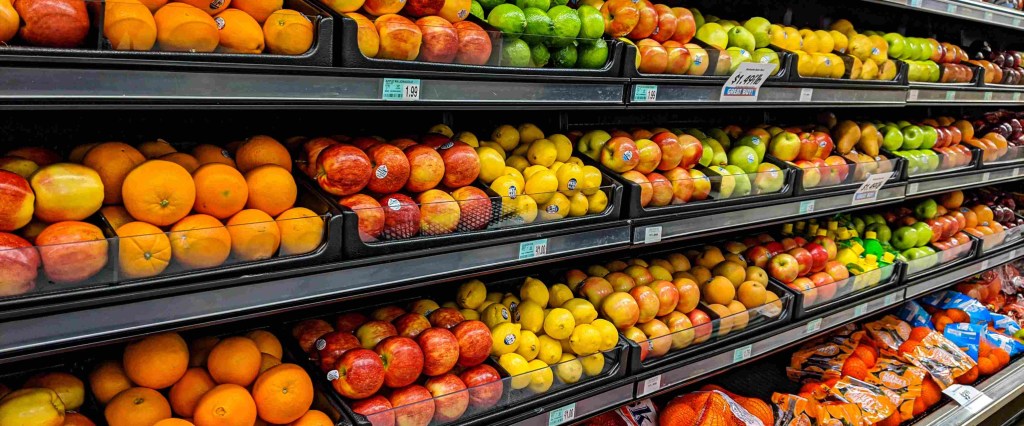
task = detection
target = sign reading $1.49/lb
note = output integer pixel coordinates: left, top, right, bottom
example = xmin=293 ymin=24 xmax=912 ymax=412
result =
xmin=720 ymin=62 xmax=775 ymax=102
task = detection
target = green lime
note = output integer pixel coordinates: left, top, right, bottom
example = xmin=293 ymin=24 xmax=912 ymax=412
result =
xmin=576 ymin=5 xmax=603 ymax=40
xmin=515 ymin=0 xmax=549 ymax=11
xmin=547 ymin=5 xmax=580 ymax=47
xmin=500 ymin=38 xmax=532 ymax=67
xmin=478 ymin=0 xmax=505 ymax=11
xmin=550 ymin=0 xmax=567 ymax=6
xmin=488 ymin=4 xmax=527 ymax=38
xmin=470 ymin=1 xmax=485 ymax=19
xmin=531 ymin=43 xmax=550 ymax=67
xmin=551 ymin=44 xmax=577 ymax=68
xmin=522 ymin=7 xmax=554 ymax=45
xmin=577 ymin=38 xmax=607 ymax=69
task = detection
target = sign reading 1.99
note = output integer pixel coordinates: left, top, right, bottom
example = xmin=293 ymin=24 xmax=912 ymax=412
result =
xmin=720 ymin=62 xmax=775 ymax=102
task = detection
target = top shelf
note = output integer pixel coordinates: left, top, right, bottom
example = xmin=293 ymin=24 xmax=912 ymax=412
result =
xmin=867 ymin=0 xmax=1024 ymax=31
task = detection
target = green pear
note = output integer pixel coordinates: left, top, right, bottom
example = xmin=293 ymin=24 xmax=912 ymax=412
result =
xmin=727 ymin=26 xmax=756 ymax=52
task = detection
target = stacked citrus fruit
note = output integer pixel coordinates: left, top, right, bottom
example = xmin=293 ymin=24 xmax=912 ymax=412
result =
xmin=0 ymin=370 xmax=94 ymax=425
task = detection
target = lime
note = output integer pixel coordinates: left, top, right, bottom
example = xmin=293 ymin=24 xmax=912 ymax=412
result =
xmin=576 ymin=5 xmax=603 ymax=40
xmin=550 ymin=0 xmax=567 ymax=6
xmin=488 ymin=3 xmax=527 ymax=38
xmin=551 ymin=44 xmax=577 ymax=68
xmin=530 ymin=43 xmax=550 ymax=67
xmin=500 ymin=38 xmax=532 ymax=67
xmin=547 ymin=5 xmax=581 ymax=47
xmin=577 ymin=38 xmax=607 ymax=69
xmin=477 ymin=0 xmax=505 ymax=11
xmin=470 ymin=0 xmax=484 ymax=19
xmin=522 ymin=7 xmax=554 ymax=45
xmin=515 ymin=0 xmax=548 ymax=11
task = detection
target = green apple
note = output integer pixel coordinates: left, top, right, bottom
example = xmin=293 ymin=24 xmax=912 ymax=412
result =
xmin=707 ymin=128 xmax=731 ymax=149
xmin=915 ymin=198 xmax=938 ymax=220
xmin=685 ymin=128 xmax=708 ymax=140
xmin=577 ymin=129 xmax=611 ymax=158
xmin=925 ymin=61 xmax=940 ymax=82
xmin=704 ymin=138 xmax=728 ymax=167
xmin=743 ymin=17 xmax=771 ymax=48
xmin=883 ymin=33 xmax=906 ymax=59
xmin=896 ymin=120 xmax=913 ymax=128
xmin=920 ymin=126 xmax=938 ymax=149
xmin=851 ymin=216 xmax=866 ymax=235
xmin=698 ymin=140 xmax=714 ymax=167
xmin=881 ymin=125 xmax=903 ymax=151
xmin=892 ymin=226 xmax=919 ymax=250
xmin=690 ymin=7 xmax=704 ymax=28
xmin=753 ymin=163 xmax=784 ymax=193
xmin=910 ymin=222 xmax=933 ymax=247
xmin=735 ymin=135 xmax=766 ymax=162
xmin=901 ymin=125 xmax=924 ymax=150
xmin=922 ymin=150 xmax=939 ymax=171
xmin=727 ymin=26 xmax=756 ymax=52
xmin=769 ymin=131 xmax=800 ymax=161
xmin=696 ymin=23 xmax=728 ymax=50
xmin=725 ymin=165 xmax=752 ymax=196
xmin=866 ymin=222 xmax=892 ymax=243
xmin=902 ymin=247 xmax=927 ymax=260
xmin=726 ymin=47 xmax=752 ymax=73
xmin=728 ymin=145 xmax=760 ymax=173
xmin=709 ymin=165 xmax=735 ymax=198
xmin=752 ymin=48 xmax=781 ymax=75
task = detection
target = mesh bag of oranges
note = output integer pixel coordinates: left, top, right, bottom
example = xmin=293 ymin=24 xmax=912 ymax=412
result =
xmin=661 ymin=388 xmax=771 ymax=426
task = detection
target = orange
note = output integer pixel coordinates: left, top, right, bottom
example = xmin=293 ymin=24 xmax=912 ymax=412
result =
xmin=104 ymin=0 xmax=157 ymax=51
xmin=289 ymin=410 xmax=333 ymax=426
xmin=245 ymin=165 xmax=296 ymax=216
xmin=69 ymin=143 xmax=100 ymax=163
xmin=252 ymin=363 xmax=314 ymax=424
xmin=169 ymin=214 xmax=232 ymax=269
xmin=63 ymin=412 xmax=97 ymax=426
xmin=82 ymin=142 xmax=146 ymax=205
xmin=978 ymin=356 xmax=998 ymax=375
xmin=259 ymin=353 xmax=282 ymax=373
xmin=263 ymin=9 xmax=313 ymax=55
xmin=192 ymin=144 xmax=237 ymax=168
xmin=230 ymin=0 xmax=280 ymax=23
xmin=192 ymin=163 xmax=248 ymax=219
xmin=189 ymin=336 xmax=221 ymax=367
xmin=245 ymin=329 xmax=283 ymax=358
xmin=122 ymin=160 xmax=197 ymax=226
xmin=216 ymin=8 xmax=265 ymax=53
xmin=138 ymin=139 xmax=177 ymax=158
xmin=104 ymin=387 xmax=172 ymax=426
xmin=851 ymin=345 xmax=877 ymax=368
xmin=177 ymin=0 xmax=230 ymax=14
xmin=226 ymin=209 xmax=281 ymax=261
xmin=170 ymin=368 xmax=217 ymax=418
xmin=123 ymin=332 xmax=190 ymax=389
xmin=160 ymin=152 xmax=201 ymax=173
xmin=235 ymin=135 xmax=291 ymax=173
xmin=89 ymin=360 xmax=133 ymax=405
xmin=155 ymin=419 xmax=196 ymax=426
xmin=193 ymin=384 xmax=257 ymax=426
xmin=275 ymin=207 xmax=324 ymax=255
xmin=117 ymin=221 xmax=172 ymax=279
xmin=702 ymin=276 xmax=735 ymax=305
xmin=207 ymin=336 xmax=262 ymax=386
xmin=154 ymin=3 xmax=219 ymax=52
xmin=137 ymin=0 xmax=167 ymax=12
xmin=102 ymin=205 xmax=136 ymax=230
xmin=841 ymin=356 xmax=868 ymax=380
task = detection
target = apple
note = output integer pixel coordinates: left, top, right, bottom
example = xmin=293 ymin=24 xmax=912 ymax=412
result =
xmin=600 ymin=137 xmax=640 ymax=173
xmin=621 ymin=171 xmax=652 ymax=207
xmin=629 ymin=285 xmax=661 ymax=324
xmin=689 ymin=169 xmax=711 ymax=200
xmin=0 ymin=171 xmax=34 ymax=232
xmin=315 ymin=331 xmax=361 ymax=372
xmin=823 ymin=156 xmax=849 ymax=184
xmin=452 ymin=21 xmax=491 ymax=65
xmin=452 ymin=320 xmax=490 ymax=367
xmin=317 ymin=144 xmax=372 ymax=196
xmin=810 ymin=271 xmax=836 ymax=301
xmin=647 ymin=172 xmax=673 ymax=207
xmin=425 ymin=374 xmax=470 ymax=423
xmin=764 ymin=241 xmax=785 ymax=255
xmin=435 ymin=141 xmax=480 ymax=188
xmin=661 ymin=311 xmax=694 ymax=350
xmin=373 ymin=305 xmax=406 ymax=322
xmin=789 ymin=277 xmax=817 ymax=305
xmin=804 ymin=243 xmax=828 ymax=273
xmin=378 ymin=193 xmax=421 ymax=239
xmin=823 ymin=260 xmax=850 ymax=282
xmin=578 ymin=130 xmax=612 ymax=159
xmin=364 ymin=144 xmax=412 ymax=194
xmin=607 ymin=271 xmax=637 ymax=292
xmin=460 ymin=364 xmax=502 ymax=409
xmin=780 ymin=238 xmax=798 ymax=250
xmin=376 ymin=15 xmax=423 ymax=61
xmin=637 ymin=39 xmax=669 ymax=74
xmin=357 ymin=320 xmax=398 ymax=349
xmin=811 ymin=132 xmax=835 ymax=159
xmin=634 ymin=138 xmax=663 ymax=173
xmin=405 ymin=0 xmax=444 ymax=16
xmin=797 ymin=132 xmax=819 ymax=162
xmin=787 ymin=247 xmax=813 ymax=276
xmin=0 ymin=233 xmax=38 ymax=297
xmin=770 ymin=132 xmax=801 ymax=161
xmin=769 ymin=253 xmax=799 ymax=283
xmin=416 ymin=16 xmax=458 ymax=63
xmin=331 ymin=348 xmax=385 ymax=399
xmin=15 ymin=0 xmax=89 ymax=48
xmin=601 ymin=0 xmax=641 ymax=38
xmin=292 ymin=319 xmax=335 ymax=353
xmin=670 ymin=7 xmax=695 ymax=43
xmin=376 ymin=336 xmax=426 ymax=388
xmin=662 ymin=167 xmax=693 ymax=204
xmin=622 ymin=326 xmax=650 ymax=361
xmin=403 ymin=145 xmax=445 ymax=193
xmin=417 ymin=327 xmax=460 ymax=376
xmin=745 ymin=245 xmax=771 ymax=269
xmin=627 ymin=0 xmax=657 ymax=39
xmin=675 ymin=134 xmax=703 ymax=170
xmin=389 ymin=385 xmax=435 ymax=426
xmin=394 ymin=313 xmax=432 ymax=339
xmin=651 ymin=132 xmax=684 ymax=170
xmin=339 ymin=194 xmax=386 ymax=242
xmin=600 ymin=291 xmax=641 ymax=330
xmin=687 ymin=309 xmax=712 ymax=343
xmin=427 ymin=307 xmax=465 ymax=329
xmin=448 ymin=186 xmax=492 ymax=231
xmin=793 ymin=160 xmax=821 ymax=188
xmin=673 ymin=277 xmax=700 ymax=313
xmin=352 ymin=395 xmax=396 ymax=426
xmin=580 ymin=277 xmax=614 ymax=305
xmin=649 ymin=280 xmax=679 ymax=316
xmin=663 ymin=41 xmax=692 ymax=74
xmin=815 ymin=237 xmax=838 ymax=260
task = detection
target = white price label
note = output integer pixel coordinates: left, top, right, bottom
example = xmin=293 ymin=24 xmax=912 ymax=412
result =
xmin=548 ymin=403 xmax=576 ymax=425
xmin=884 ymin=293 xmax=900 ymax=306
xmin=853 ymin=173 xmax=890 ymax=205
xmin=805 ymin=318 xmax=823 ymax=334
xmin=984 ymin=92 xmax=994 ymax=101
xmin=800 ymin=88 xmax=813 ymax=102
xmin=981 ymin=259 xmax=991 ymax=270
xmin=1015 ymin=92 xmax=1022 ymax=101
xmin=519 ymin=239 xmax=549 ymax=260
xmin=985 ymin=11 xmax=994 ymax=21
xmin=983 ymin=172 xmax=992 ymax=181
xmin=854 ymin=303 xmax=868 ymax=317
xmin=639 ymin=375 xmax=662 ymax=397
xmin=633 ymin=85 xmax=658 ymax=102
xmin=799 ymin=200 xmax=816 ymax=214
xmin=946 ymin=4 xmax=957 ymax=13
xmin=382 ymin=78 xmax=421 ymax=101
xmin=908 ymin=89 xmax=919 ymax=101
xmin=909 ymin=0 xmax=921 ymax=6
xmin=733 ymin=344 xmax=752 ymax=362
xmin=643 ymin=226 xmax=663 ymax=244
xmin=1014 ymin=167 xmax=1023 ymax=177
xmin=943 ymin=384 xmax=993 ymax=413
xmin=1014 ymin=18 xmax=1022 ymax=27
xmin=946 ymin=91 xmax=956 ymax=101
xmin=907 ymin=183 xmax=919 ymax=194
xmin=721 ymin=62 xmax=775 ymax=102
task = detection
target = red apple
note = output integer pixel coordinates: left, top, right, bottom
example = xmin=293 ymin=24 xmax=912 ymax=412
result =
xmin=823 ymin=260 xmax=849 ymax=282
xmin=339 ymin=194 xmax=386 ymax=242
xmin=376 ymin=336 xmax=426 ymax=388
xmin=379 ymin=193 xmax=421 ymax=239
xmin=417 ymin=327 xmax=459 ymax=376
xmin=317 ymin=144 xmax=372 ymax=196
xmin=676 ymin=134 xmax=703 ymax=170
xmin=600 ymin=136 xmax=640 ymax=173
xmin=627 ymin=0 xmax=657 ymax=39
xmin=454 ymin=21 xmax=492 ymax=66
xmin=662 ymin=41 xmax=691 ymax=75
xmin=789 ymin=277 xmax=817 ymax=306
xmin=621 ymin=171 xmax=652 ymax=207
xmin=425 ymin=374 xmax=469 ymax=423
xmin=0 ymin=233 xmax=39 ymax=297
xmin=637 ymin=39 xmax=668 ymax=74
xmin=416 ymin=189 xmax=460 ymax=236
xmin=662 ymin=167 xmax=693 ymax=204
xmin=389 ymin=384 xmax=435 ymax=426
xmin=650 ymin=4 xmax=677 ymax=43
xmin=416 ymin=16 xmax=459 ymax=63
xmin=336 ymin=312 xmax=369 ymax=333
xmin=811 ymin=132 xmax=835 ymax=159
xmin=404 ymin=145 xmax=445 ymax=192
xmin=367 ymin=144 xmax=412 ymax=194
xmin=651 ymin=132 xmax=683 ymax=171
xmin=315 ymin=331 xmax=361 ymax=372
xmin=649 ymin=280 xmax=679 ymax=316
xmin=687 ymin=309 xmax=712 ymax=343
xmin=600 ymin=0 xmax=640 ymax=38
xmin=815 ymin=236 xmax=838 ymax=260
xmin=459 ymin=364 xmax=502 ymax=409
xmin=428 ymin=307 xmax=465 ymax=329
xmin=451 ymin=186 xmax=492 ymax=231
xmin=404 ymin=0 xmax=444 ymax=16
xmin=646 ymin=172 xmax=673 ymax=207
xmin=804 ymin=243 xmax=828 ymax=273
xmin=394 ymin=313 xmax=432 ymax=338
xmin=780 ymin=237 xmax=798 ymax=250
xmin=810 ymin=271 xmax=837 ymax=301
xmin=745 ymin=245 xmax=771 ymax=269
xmin=390 ymin=138 xmax=419 ymax=150
xmin=670 ymin=7 xmax=695 ymax=43
xmin=352 ymin=136 xmax=381 ymax=151
xmin=14 ymin=0 xmax=89 ymax=48
xmin=437 ymin=141 xmax=480 ymax=187
xmin=769 ymin=253 xmax=799 ymax=283
xmin=787 ymin=247 xmax=813 ymax=276
xmin=764 ymin=241 xmax=785 ymax=256
xmin=331 ymin=348 xmax=385 ymax=399
xmin=0 ymin=171 xmax=34 ymax=231
xmin=357 ymin=320 xmax=398 ymax=349
xmin=373 ymin=305 xmax=407 ymax=322
xmin=352 ymin=395 xmax=396 ymax=426
xmin=452 ymin=320 xmax=490 ymax=367
xmin=292 ymin=319 xmax=335 ymax=353
xmin=6 ymin=147 xmax=59 ymax=167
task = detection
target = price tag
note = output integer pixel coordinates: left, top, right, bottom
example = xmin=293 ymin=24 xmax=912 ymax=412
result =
xmin=908 ymin=89 xmax=919 ymax=101
xmin=800 ymin=88 xmax=813 ymax=102
xmin=852 ymin=173 xmax=891 ymax=205
xmin=983 ymin=172 xmax=992 ymax=181
xmin=981 ymin=259 xmax=991 ymax=270
xmin=643 ymin=226 xmax=663 ymax=244
xmin=884 ymin=292 xmax=900 ymax=306
xmin=805 ymin=318 xmax=823 ymax=334
xmin=1014 ymin=92 xmax=1022 ymax=101
xmin=548 ymin=403 xmax=576 ymax=426
xmin=638 ymin=375 xmax=662 ymax=397
xmin=984 ymin=92 xmax=994 ymax=101
xmin=799 ymin=200 xmax=816 ymax=214
xmin=633 ymin=84 xmax=658 ymax=102
xmin=909 ymin=0 xmax=921 ymax=6
xmin=907 ymin=183 xmax=919 ymax=194
xmin=946 ymin=91 xmax=956 ymax=101
xmin=721 ymin=62 xmax=775 ymax=102
xmin=382 ymin=78 xmax=421 ymax=101
xmin=519 ymin=239 xmax=549 ymax=260
xmin=1015 ymin=167 xmax=1023 ymax=177
xmin=943 ymin=384 xmax=993 ymax=413
xmin=946 ymin=3 xmax=957 ymax=13
xmin=1014 ymin=18 xmax=1022 ymax=27
xmin=985 ymin=11 xmax=994 ymax=21
xmin=854 ymin=303 xmax=868 ymax=317
xmin=733 ymin=344 xmax=752 ymax=362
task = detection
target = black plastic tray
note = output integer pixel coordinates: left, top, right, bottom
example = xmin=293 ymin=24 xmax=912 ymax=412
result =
xmin=0 ymin=0 xmax=334 ymax=66
xmin=904 ymin=237 xmax=981 ymax=282
xmin=882 ymin=147 xmax=982 ymax=182
xmin=782 ymin=49 xmax=909 ymax=87
xmin=0 ymin=355 xmax=106 ymax=423
xmin=975 ymin=213 xmax=1024 ymax=255
xmin=774 ymin=261 xmax=906 ymax=321
xmin=770 ymin=152 xmax=905 ymax=197
xmin=906 ymin=62 xmax=985 ymax=87
xmin=620 ymin=41 xmax=793 ymax=83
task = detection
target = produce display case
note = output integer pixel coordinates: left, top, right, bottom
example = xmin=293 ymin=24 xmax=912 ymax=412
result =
xmin=884 ymin=147 xmax=982 ymax=180
xmin=621 ymin=41 xmax=793 ymax=83
xmin=774 ymin=261 xmax=904 ymax=320
xmin=975 ymin=213 xmax=1024 ymax=254
xmin=780 ymin=48 xmax=909 ymax=87
xmin=770 ymin=153 xmax=904 ymax=196
xmin=979 ymin=144 xmax=1024 ymax=167
xmin=904 ymin=237 xmax=980 ymax=280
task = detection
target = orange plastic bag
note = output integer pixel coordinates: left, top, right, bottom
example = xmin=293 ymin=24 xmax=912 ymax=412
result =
xmin=899 ymin=329 xmax=976 ymax=389
xmin=866 ymin=356 xmax=927 ymax=421
xmin=864 ymin=315 xmax=912 ymax=356
xmin=788 ymin=324 xmax=861 ymax=381
xmin=829 ymin=377 xmax=898 ymax=425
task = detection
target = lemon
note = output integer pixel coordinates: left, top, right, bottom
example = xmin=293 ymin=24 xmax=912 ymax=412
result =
xmin=527 ymin=359 xmax=553 ymax=393
xmin=565 ymin=156 xmax=584 ymax=167
xmin=549 ymin=134 xmax=573 ymax=162
xmin=544 ymin=308 xmax=575 ymax=340
xmin=430 ymin=124 xmax=454 ymax=137
xmin=516 ymin=330 xmax=540 ymax=361
xmin=490 ymin=175 xmax=521 ymax=214
xmin=460 ymin=308 xmax=480 ymax=321
xmin=554 ymin=353 xmax=582 ymax=384
xmin=560 ymin=337 xmax=573 ymax=353
xmin=799 ymin=28 xmax=818 ymax=53
xmin=518 ymin=123 xmax=545 ymax=145
xmin=586 ymin=191 xmax=608 ymax=214
xmin=581 ymin=353 xmax=604 ymax=376
xmin=477 ymin=147 xmax=506 ymax=184
xmin=536 ymin=335 xmax=563 ymax=365
xmin=527 ymin=139 xmax=557 ymax=167
xmin=537 ymin=192 xmax=570 ymax=221
xmin=830 ymin=30 xmax=848 ymax=53
xmin=502 ymin=293 xmax=521 ymax=311
xmin=455 ymin=131 xmax=479 ymax=147
xmin=506 ymin=155 xmax=530 ymax=172
xmin=491 ymin=322 xmax=522 ymax=356
xmin=493 ymin=124 xmax=521 ymax=151
xmin=524 ymin=170 xmax=558 ymax=204
xmin=480 ymin=141 xmax=507 ymax=159
xmin=555 ymin=162 xmax=583 ymax=197
xmin=568 ymin=192 xmax=589 ymax=217
xmin=516 ymin=300 xmax=545 ymax=333
xmin=523 ymin=165 xmax=549 ymax=180
xmin=519 ymin=278 xmax=549 ymax=307
xmin=578 ymin=165 xmax=602 ymax=195
xmin=591 ymin=319 xmax=619 ymax=352
xmin=512 ymin=143 xmax=530 ymax=157
xmin=503 ymin=167 xmax=526 ymax=188
xmin=569 ymin=323 xmax=601 ymax=356
xmin=814 ymin=29 xmax=834 ymax=53
xmin=499 ymin=353 xmax=531 ymax=389
xmin=442 ymin=301 xmax=459 ymax=309
xmin=561 ymin=298 xmax=598 ymax=324
xmin=549 ymin=161 xmax=565 ymax=174
xmin=516 ymin=195 xmax=538 ymax=223
xmin=486 ymin=291 xmax=503 ymax=302
xmin=548 ymin=284 xmax=574 ymax=308
xmin=476 ymin=301 xmax=496 ymax=313
xmin=482 ymin=303 xmax=512 ymax=329
xmin=457 ymin=279 xmax=487 ymax=309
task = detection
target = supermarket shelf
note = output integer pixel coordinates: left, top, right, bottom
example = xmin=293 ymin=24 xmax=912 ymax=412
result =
xmin=906 ymin=165 xmax=1024 ymax=197
xmin=865 ymin=0 xmax=1024 ymax=31
xmin=905 ymin=245 xmax=1023 ymax=299
xmin=916 ymin=354 xmax=1024 ymax=426
xmin=627 ymin=83 xmax=908 ymax=107
xmin=908 ymin=87 xmax=1024 ymax=105
xmin=502 ymin=381 xmax=636 ymax=426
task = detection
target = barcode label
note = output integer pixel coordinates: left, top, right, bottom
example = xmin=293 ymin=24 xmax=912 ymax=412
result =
xmin=548 ymin=403 xmax=576 ymax=425
xmin=639 ymin=375 xmax=662 ymax=396
xmin=633 ymin=85 xmax=658 ymax=102
xmin=805 ymin=318 xmax=823 ymax=334
xmin=643 ymin=226 xmax=663 ymax=244
xmin=733 ymin=344 xmax=752 ymax=362
xmin=519 ymin=239 xmax=549 ymax=260
xmin=382 ymin=78 xmax=421 ymax=101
